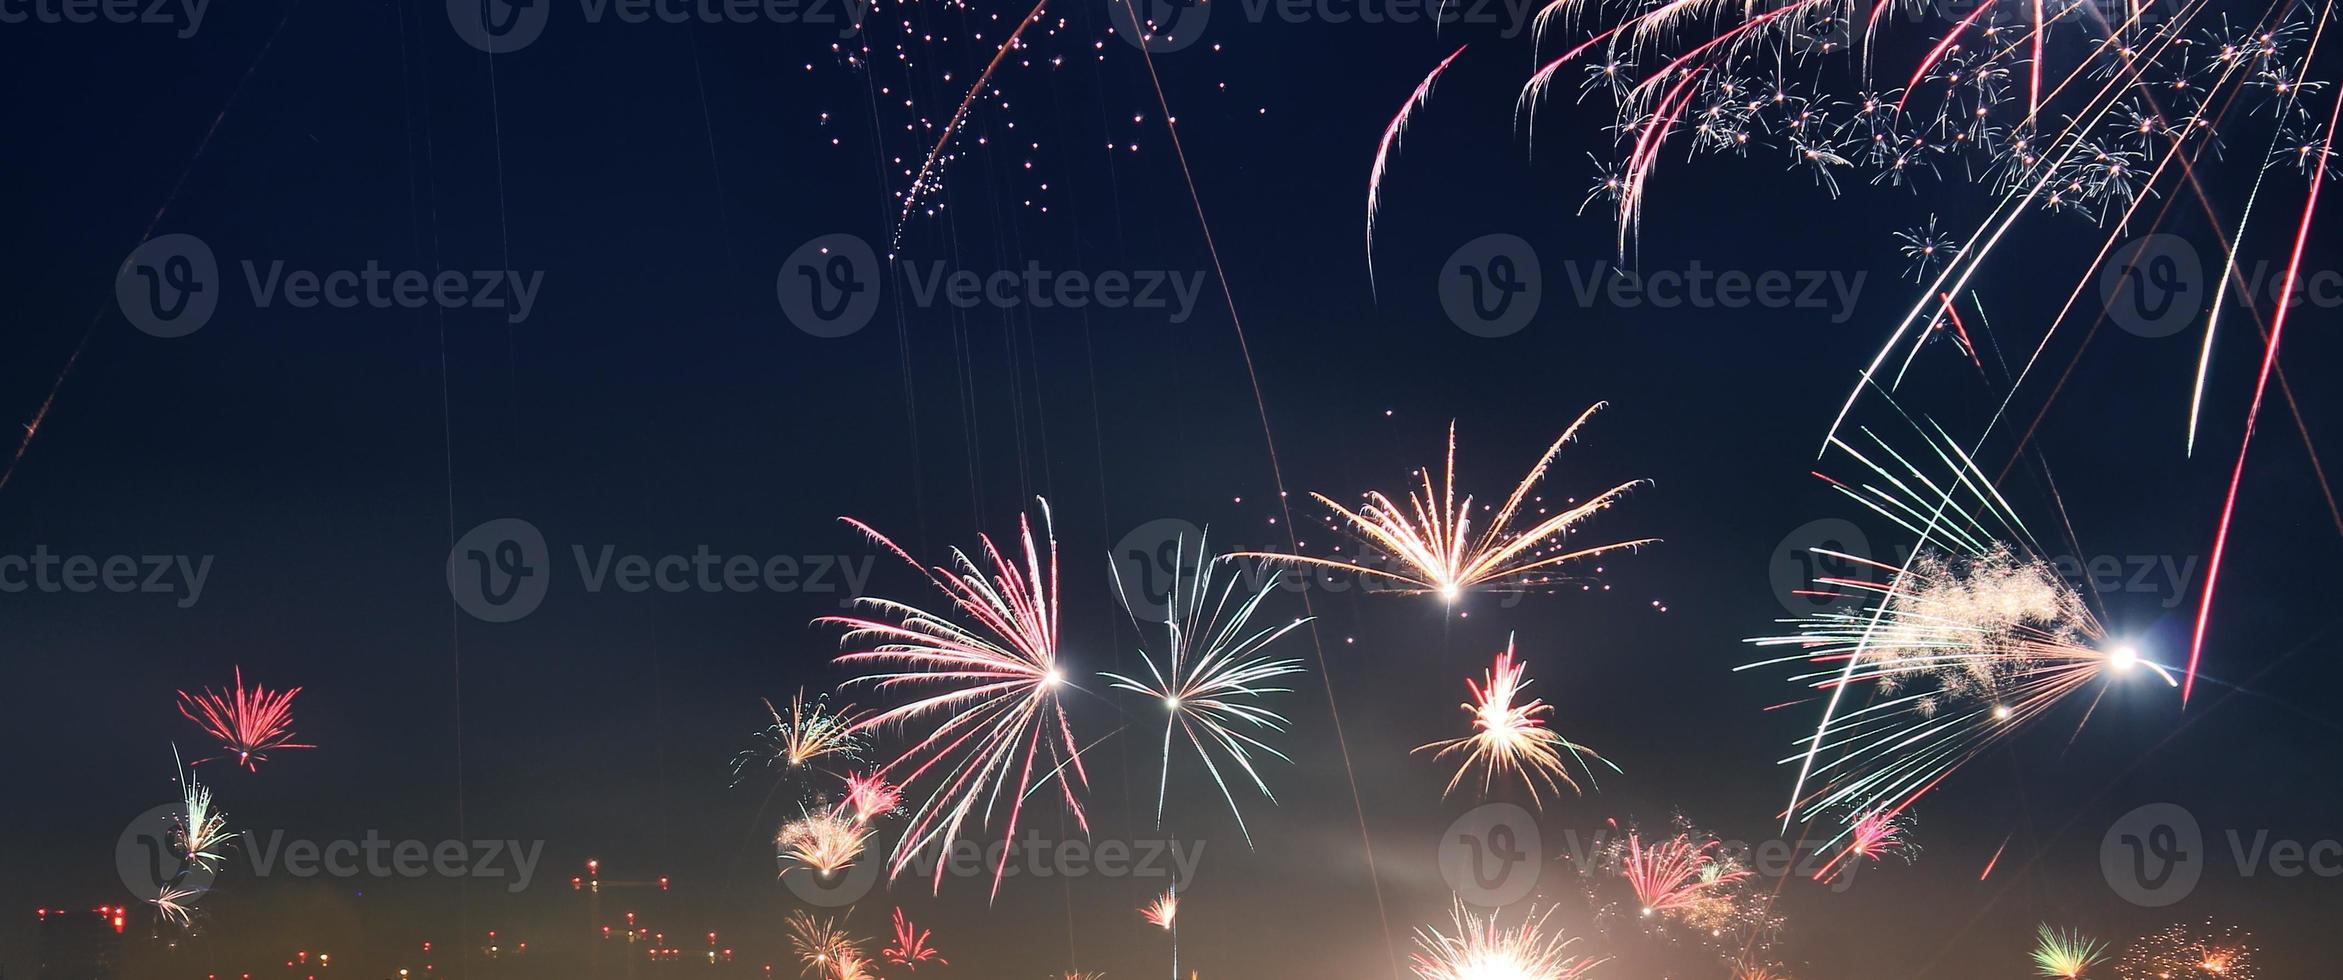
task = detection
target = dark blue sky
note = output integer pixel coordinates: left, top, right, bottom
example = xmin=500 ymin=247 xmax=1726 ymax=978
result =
xmin=4 ymin=0 xmax=2341 ymax=976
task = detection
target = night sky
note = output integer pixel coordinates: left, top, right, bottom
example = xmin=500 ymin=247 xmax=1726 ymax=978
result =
xmin=5 ymin=0 xmax=2342 ymax=977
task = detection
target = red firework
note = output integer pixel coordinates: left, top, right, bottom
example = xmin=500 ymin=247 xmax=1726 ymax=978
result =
xmin=176 ymin=667 xmax=313 ymax=770
xmin=881 ymin=908 xmax=946 ymax=970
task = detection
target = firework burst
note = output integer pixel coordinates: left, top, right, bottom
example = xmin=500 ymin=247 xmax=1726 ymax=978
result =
xmin=1607 ymin=825 xmax=1752 ymax=927
xmin=732 ymin=691 xmax=867 ymax=784
xmin=176 ymin=667 xmax=313 ymax=770
xmin=1749 ymin=421 xmax=2178 ymax=859
xmin=1411 ymin=900 xmax=1608 ymax=980
xmin=821 ymin=499 xmax=1089 ymax=897
xmin=840 ymin=771 xmax=903 ymax=824
xmin=1103 ymin=531 xmax=1309 ymax=847
xmin=2118 ymin=921 xmax=2256 ymax=979
xmin=1141 ymin=887 xmax=1179 ymax=930
xmin=777 ymin=808 xmax=872 ymax=880
xmin=2034 ymin=924 xmax=2109 ymax=978
xmin=171 ymin=749 xmax=234 ymax=873
xmin=1416 ymin=635 xmax=1617 ymax=809
xmin=1238 ymin=404 xmax=1656 ymax=603
xmin=787 ymin=911 xmax=865 ymax=979
xmin=881 ymin=907 xmax=946 ymax=970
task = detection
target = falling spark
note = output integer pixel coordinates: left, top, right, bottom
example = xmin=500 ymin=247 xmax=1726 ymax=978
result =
xmin=821 ymin=498 xmax=1089 ymax=897
xmin=1416 ymin=634 xmax=1617 ymax=809
xmin=1239 ymin=404 xmax=1656 ymax=602
xmin=1103 ymin=531 xmax=1309 ymax=846
xmin=176 ymin=667 xmax=314 ymax=770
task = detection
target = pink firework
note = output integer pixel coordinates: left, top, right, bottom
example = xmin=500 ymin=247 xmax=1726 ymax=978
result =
xmin=820 ymin=499 xmax=1090 ymax=898
xmin=1416 ymin=635 xmax=1616 ymax=809
xmin=1613 ymin=826 xmax=1749 ymax=923
xmin=881 ymin=908 xmax=946 ymax=970
xmin=840 ymin=772 xmax=902 ymax=825
xmin=175 ymin=667 xmax=314 ymax=770
xmin=1141 ymin=888 xmax=1179 ymax=930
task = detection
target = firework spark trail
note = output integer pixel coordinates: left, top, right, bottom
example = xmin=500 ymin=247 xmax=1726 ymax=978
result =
xmin=1416 ymin=635 xmax=1617 ymax=809
xmin=1751 ymin=421 xmax=2179 ymax=845
xmin=1781 ymin=10 xmax=2255 ymax=814
xmin=821 ymin=499 xmax=1089 ymax=897
xmin=1369 ymin=45 xmax=1469 ymax=300
xmin=2188 ymin=48 xmax=2343 ymax=705
xmin=1110 ymin=8 xmax=1403 ymax=967
xmin=1236 ymin=404 xmax=1657 ymax=602
xmin=1102 ymin=532 xmax=1309 ymax=847
xmin=1411 ymin=900 xmax=1608 ymax=980
xmin=176 ymin=667 xmax=314 ymax=771
xmin=886 ymin=0 xmax=1052 ymax=253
